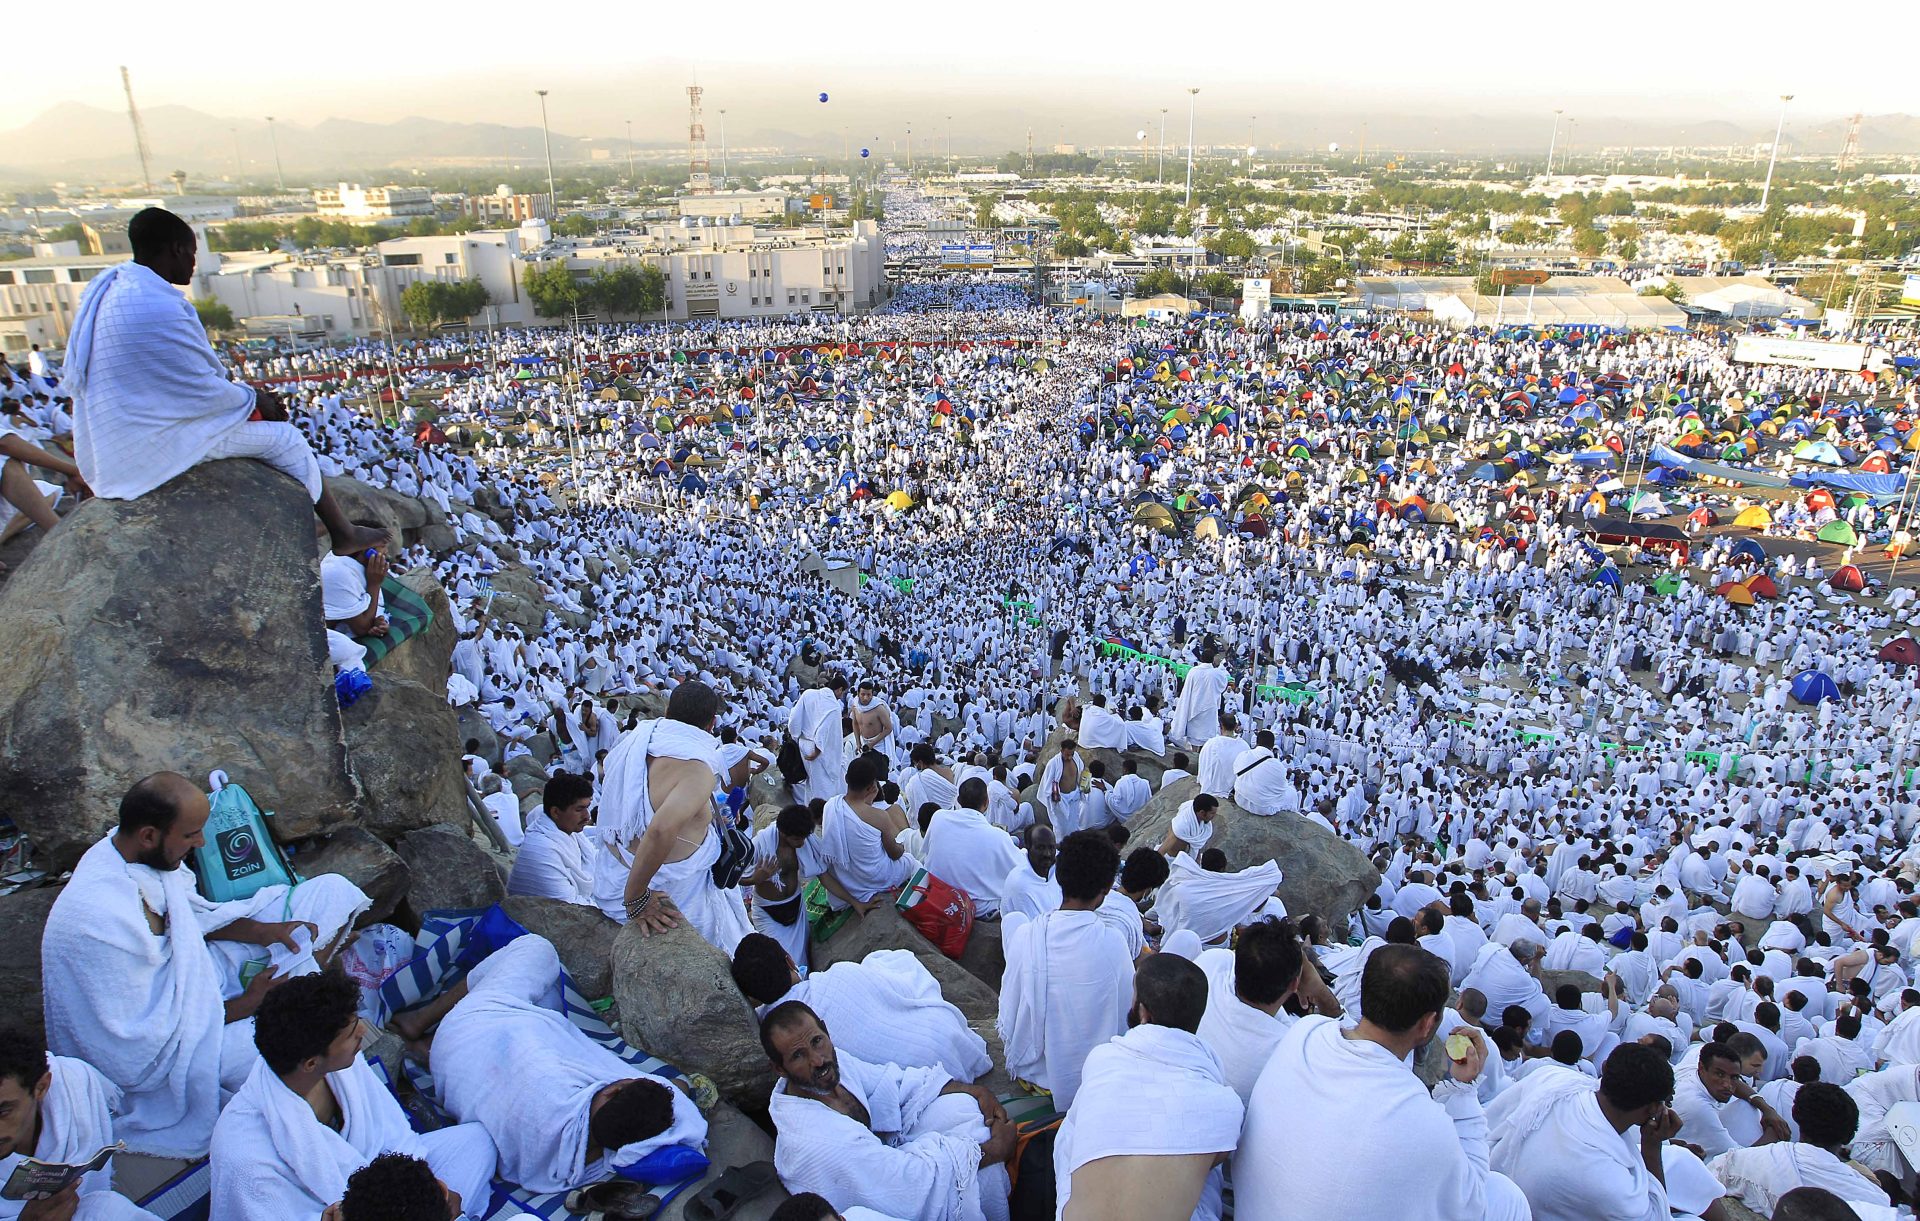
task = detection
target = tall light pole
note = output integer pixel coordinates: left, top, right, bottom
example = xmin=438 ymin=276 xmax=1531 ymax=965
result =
xmin=625 ymin=119 xmax=635 ymax=182
xmin=719 ymin=109 xmax=728 ymax=182
xmin=265 ymin=115 xmax=285 ymax=190
xmin=1158 ymin=108 xmax=1168 ymax=183
xmin=1184 ymin=88 xmax=1199 ymax=209
xmin=1760 ymin=94 xmax=1794 ymax=212
xmin=1544 ymin=109 xmax=1563 ymax=176
xmin=946 ymin=114 xmax=953 ymax=161
xmin=536 ymin=89 xmax=558 ymax=219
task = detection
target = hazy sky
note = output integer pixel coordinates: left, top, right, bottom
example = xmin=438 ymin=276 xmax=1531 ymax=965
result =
xmin=8 ymin=0 xmax=1909 ymax=140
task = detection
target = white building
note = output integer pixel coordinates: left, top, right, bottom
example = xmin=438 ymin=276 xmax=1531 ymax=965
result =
xmin=677 ymin=190 xmax=787 ymax=221
xmin=314 ymin=183 xmax=434 ymax=220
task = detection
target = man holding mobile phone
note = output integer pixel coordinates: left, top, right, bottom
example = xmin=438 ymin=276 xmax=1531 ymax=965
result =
xmin=321 ymin=521 xmax=391 ymax=638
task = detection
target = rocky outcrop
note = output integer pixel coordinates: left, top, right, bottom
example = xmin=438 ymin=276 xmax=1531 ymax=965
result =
xmin=0 ymin=460 xmax=359 ymax=868
xmin=323 ymin=476 xmax=454 ymax=554
xmin=294 ymin=827 xmax=411 ymax=925
xmin=813 ymin=905 xmax=998 ymax=1022
xmin=395 ymin=825 xmax=507 ymax=914
xmin=1127 ymin=779 xmax=1379 ymax=931
xmin=482 ymin=564 xmax=549 ymax=637
xmin=0 ymin=887 xmax=60 ymax=1039
xmin=611 ymin=922 xmax=773 ymax=1104
xmin=340 ymin=568 xmax=468 ymax=837
xmin=501 ymin=895 xmax=618 ymax=999
xmin=956 ymin=919 xmax=1006 ymax=992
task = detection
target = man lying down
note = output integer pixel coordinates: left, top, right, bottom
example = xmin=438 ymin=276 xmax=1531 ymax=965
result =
xmin=390 ymin=934 xmax=707 ymax=1195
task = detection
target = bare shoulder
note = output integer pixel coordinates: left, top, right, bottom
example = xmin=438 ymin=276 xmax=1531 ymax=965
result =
xmin=650 ymin=755 xmax=716 ymax=810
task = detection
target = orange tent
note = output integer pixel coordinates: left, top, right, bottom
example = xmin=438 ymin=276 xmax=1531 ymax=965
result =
xmin=1716 ymin=581 xmax=1756 ymax=606
xmin=1863 ymin=451 xmax=1893 ymax=474
xmin=1805 ymin=489 xmax=1837 ymax=513
xmin=1744 ymin=573 xmax=1779 ymax=599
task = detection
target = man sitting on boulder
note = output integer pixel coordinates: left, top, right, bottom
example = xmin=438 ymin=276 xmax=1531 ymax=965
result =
xmin=763 ymin=1002 xmax=1013 ymax=1221
xmin=820 ymin=755 xmax=915 ymax=908
xmin=731 ymin=933 xmax=990 ymax=1083
xmin=390 ymin=935 xmax=705 ymax=1195
xmin=210 ymin=973 xmax=497 ymax=1220
xmin=592 ymin=679 xmax=754 ymax=953
xmin=508 ymin=771 xmax=596 ymax=905
xmin=920 ymin=779 xmax=1022 ymax=919
xmin=63 ymin=208 xmax=381 ymax=555
xmin=999 ymin=826 xmax=1061 ymax=922
xmin=320 ymin=521 xmax=391 ymax=639
xmin=41 ymin=772 xmax=370 ymax=1159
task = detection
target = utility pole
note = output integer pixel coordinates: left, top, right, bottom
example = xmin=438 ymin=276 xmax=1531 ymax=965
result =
xmin=1184 ymin=87 xmax=1199 ymax=209
xmin=719 ymin=110 xmax=729 ymax=182
xmin=625 ymin=120 xmax=635 ymax=182
xmin=1545 ymin=109 xmax=1563 ymax=176
xmin=1158 ymin=108 xmax=1168 ymax=183
xmin=1760 ymin=94 xmax=1794 ymax=212
xmin=265 ymin=115 xmax=285 ymax=191
xmin=536 ymin=90 xmax=558 ymax=217
xmin=947 ymin=115 xmax=953 ymax=161
xmin=906 ymin=122 xmax=913 ymax=172
xmin=120 ymin=67 xmax=153 ymax=192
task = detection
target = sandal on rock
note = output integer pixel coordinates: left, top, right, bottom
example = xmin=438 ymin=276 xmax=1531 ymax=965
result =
xmin=680 ymin=1161 xmax=780 ymax=1221
xmin=565 ymin=1179 xmax=667 ymax=1220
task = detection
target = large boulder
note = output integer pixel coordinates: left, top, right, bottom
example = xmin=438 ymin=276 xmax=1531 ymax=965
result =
xmin=323 ymin=477 xmax=433 ymax=549
xmin=1127 ymin=779 xmax=1379 ymax=931
xmin=0 ymin=887 xmax=60 ymax=1039
xmin=484 ymin=565 xmax=548 ymax=638
xmin=0 ymin=460 xmax=359 ymax=869
xmin=956 ymin=919 xmax=1006 ymax=992
xmin=501 ymin=896 xmax=618 ymax=999
xmin=453 ymin=707 xmax=499 ymax=767
xmin=394 ymin=825 xmax=506 ymax=915
xmin=380 ymin=570 xmax=457 ymax=694
xmin=611 ymin=922 xmax=773 ymax=1104
xmin=294 ymin=827 xmax=411 ymax=925
xmin=813 ymin=905 xmax=998 ymax=1022
xmin=342 ymin=675 xmax=468 ymax=837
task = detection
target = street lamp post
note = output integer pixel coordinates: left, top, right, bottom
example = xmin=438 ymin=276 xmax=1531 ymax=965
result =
xmin=625 ymin=120 xmax=635 ymax=182
xmin=536 ymin=90 xmax=558 ymax=220
xmin=947 ymin=115 xmax=953 ymax=161
xmin=719 ymin=109 xmax=729 ymax=182
xmin=1158 ymin=108 xmax=1168 ymax=183
xmin=1545 ymin=109 xmax=1563 ymax=176
xmin=265 ymin=115 xmax=285 ymax=190
xmin=1184 ymin=88 xmax=1199 ymax=209
xmin=1760 ymin=94 xmax=1794 ymax=212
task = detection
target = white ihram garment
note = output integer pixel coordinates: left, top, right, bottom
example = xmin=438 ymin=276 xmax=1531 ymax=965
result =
xmin=1150 ymin=853 xmax=1282 ymax=944
xmin=0 ymin=1057 xmax=158 ymax=1220
xmin=774 ymin=950 xmax=990 ymax=1082
xmin=996 ymin=910 xmax=1131 ymax=1109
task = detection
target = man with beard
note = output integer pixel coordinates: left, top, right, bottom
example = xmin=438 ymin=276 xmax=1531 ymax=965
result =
xmin=762 ymin=1002 xmax=1014 ymax=1221
xmin=40 ymin=772 xmax=369 ymax=1159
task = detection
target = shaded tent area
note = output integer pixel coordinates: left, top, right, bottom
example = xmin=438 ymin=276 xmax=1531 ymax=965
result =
xmin=1790 ymin=669 xmax=1841 ymax=705
xmin=1584 ymin=519 xmax=1690 ymax=561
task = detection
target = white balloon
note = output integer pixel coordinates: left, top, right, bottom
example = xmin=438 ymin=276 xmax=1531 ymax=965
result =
xmin=1329 ymin=141 xmax=1341 ymax=153
xmin=1136 ymin=130 xmax=1147 ymax=140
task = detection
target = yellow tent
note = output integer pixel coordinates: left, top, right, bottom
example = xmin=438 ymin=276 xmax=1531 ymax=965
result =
xmin=1733 ymin=506 xmax=1772 ymax=529
xmin=885 ymin=490 xmax=913 ymax=511
xmin=1345 ymin=543 xmax=1371 ymax=556
xmin=1720 ymin=583 xmax=1756 ymax=606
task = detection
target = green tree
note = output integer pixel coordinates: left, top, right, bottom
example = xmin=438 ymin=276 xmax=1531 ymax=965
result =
xmin=46 ymin=221 xmax=87 ymax=244
xmin=525 ymin=261 xmax=585 ymax=317
xmin=585 ymin=265 xmax=664 ymax=318
xmin=1572 ymin=225 xmax=1607 ymax=258
xmin=1638 ymin=281 xmax=1686 ymax=302
xmin=1502 ymin=218 xmax=1546 ymax=245
xmin=1204 ymin=228 xmax=1256 ymax=260
xmin=192 ymin=297 xmax=235 ymax=331
xmin=1197 ymin=271 xmax=1239 ymax=298
xmin=553 ymin=214 xmax=598 ymax=238
xmin=1053 ymin=234 xmax=1089 ymax=258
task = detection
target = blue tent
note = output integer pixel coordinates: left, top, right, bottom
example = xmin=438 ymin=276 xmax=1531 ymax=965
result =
xmin=1790 ymin=670 xmax=1841 ymax=705
xmin=678 ymin=472 xmax=708 ymax=493
xmin=1729 ymin=538 xmax=1768 ymax=564
xmin=1593 ymin=567 xmax=1622 ymax=588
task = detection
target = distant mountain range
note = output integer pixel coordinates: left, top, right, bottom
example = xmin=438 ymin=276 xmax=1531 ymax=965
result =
xmin=3 ymin=101 xmax=1918 ymax=185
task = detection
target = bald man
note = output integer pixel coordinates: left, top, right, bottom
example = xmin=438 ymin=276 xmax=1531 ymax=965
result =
xmin=41 ymin=772 xmax=369 ymax=1158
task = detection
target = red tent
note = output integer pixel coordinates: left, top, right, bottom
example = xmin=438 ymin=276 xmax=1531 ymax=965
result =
xmin=1688 ymin=506 xmax=1718 ymax=528
xmin=1879 ymin=637 xmax=1920 ymax=667
xmin=413 ymin=421 xmax=449 ymax=447
xmin=1743 ymin=573 xmax=1779 ymax=599
xmin=1830 ymin=564 xmax=1867 ymax=592
xmin=1863 ymin=451 xmax=1893 ymax=474
xmin=1806 ymin=488 xmax=1837 ymax=513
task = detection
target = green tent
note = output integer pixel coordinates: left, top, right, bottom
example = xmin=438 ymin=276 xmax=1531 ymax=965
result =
xmin=1816 ymin=520 xmax=1860 ymax=547
xmin=1653 ymin=574 xmax=1684 ymax=596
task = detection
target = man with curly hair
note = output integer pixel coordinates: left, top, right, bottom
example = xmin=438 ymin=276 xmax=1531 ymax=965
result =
xmin=210 ymin=972 xmax=497 ymax=1220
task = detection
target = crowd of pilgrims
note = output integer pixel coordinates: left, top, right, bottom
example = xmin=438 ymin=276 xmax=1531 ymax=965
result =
xmin=18 ymin=190 xmax=1920 ymax=1221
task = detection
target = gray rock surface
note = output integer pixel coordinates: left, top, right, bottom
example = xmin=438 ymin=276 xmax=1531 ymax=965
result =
xmin=0 ymin=460 xmax=359 ymax=869
xmin=611 ymin=922 xmax=774 ymax=1104
xmin=813 ymin=904 xmax=998 ymax=1022
xmin=1126 ymin=778 xmax=1379 ymax=931
xmin=501 ymin=895 xmax=618 ymax=999
xmin=483 ymin=565 xmax=548 ymax=637
xmin=956 ymin=919 xmax=1006 ymax=992
xmin=658 ymin=1102 xmax=785 ymax=1221
xmin=293 ymin=827 xmax=411 ymax=925
xmin=0 ymin=887 xmax=60 ymax=1039
xmin=454 ymin=707 xmax=499 ymax=767
xmin=342 ymin=675 xmax=468 ymax=837
xmin=394 ymin=825 xmax=507 ymax=914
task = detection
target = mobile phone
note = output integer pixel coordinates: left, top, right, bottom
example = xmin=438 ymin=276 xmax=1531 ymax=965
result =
xmin=364 ymin=549 xmax=380 ymax=563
